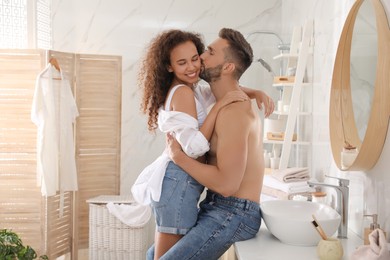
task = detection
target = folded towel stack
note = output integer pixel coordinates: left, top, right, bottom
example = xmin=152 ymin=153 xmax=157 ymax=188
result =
xmin=262 ymin=167 xmax=314 ymax=200
xmin=272 ymin=167 xmax=310 ymax=182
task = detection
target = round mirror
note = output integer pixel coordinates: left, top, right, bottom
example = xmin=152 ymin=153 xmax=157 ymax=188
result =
xmin=350 ymin=0 xmax=377 ymax=141
xmin=330 ymin=0 xmax=390 ymax=171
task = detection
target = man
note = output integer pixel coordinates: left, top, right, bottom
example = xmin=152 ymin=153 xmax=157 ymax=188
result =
xmin=150 ymin=28 xmax=265 ymax=259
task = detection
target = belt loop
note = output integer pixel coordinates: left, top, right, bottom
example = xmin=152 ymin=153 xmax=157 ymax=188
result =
xmin=244 ymin=200 xmax=249 ymax=211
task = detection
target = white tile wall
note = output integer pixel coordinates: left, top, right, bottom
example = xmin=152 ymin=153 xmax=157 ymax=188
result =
xmin=52 ymin=0 xmax=390 ymax=241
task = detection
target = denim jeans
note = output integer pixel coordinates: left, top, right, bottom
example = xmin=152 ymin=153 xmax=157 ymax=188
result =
xmin=147 ymin=190 xmax=262 ymax=260
xmin=151 ymin=161 xmax=204 ymax=235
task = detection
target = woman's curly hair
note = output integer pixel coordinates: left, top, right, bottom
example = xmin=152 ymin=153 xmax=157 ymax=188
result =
xmin=138 ymin=29 xmax=205 ymax=132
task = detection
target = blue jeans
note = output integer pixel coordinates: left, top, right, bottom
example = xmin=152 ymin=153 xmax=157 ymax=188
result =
xmin=151 ymin=161 xmax=204 ymax=235
xmin=147 ymin=190 xmax=262 ymax=260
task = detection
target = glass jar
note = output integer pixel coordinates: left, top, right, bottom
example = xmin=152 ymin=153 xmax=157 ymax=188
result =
xmin=312 ymin=191 xmax=328 ymax=205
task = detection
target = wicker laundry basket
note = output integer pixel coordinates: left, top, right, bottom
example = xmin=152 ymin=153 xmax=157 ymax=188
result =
xmin=87 ymin=195 xmax=150 ymax=260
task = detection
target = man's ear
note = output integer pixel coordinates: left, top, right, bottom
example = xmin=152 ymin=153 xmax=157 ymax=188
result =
xmin=223 ymin=62 xmax=235 ymax=74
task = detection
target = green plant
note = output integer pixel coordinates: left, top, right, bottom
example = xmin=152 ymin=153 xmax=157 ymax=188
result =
xmin=0 ymin=229 xmax=48 ymax=260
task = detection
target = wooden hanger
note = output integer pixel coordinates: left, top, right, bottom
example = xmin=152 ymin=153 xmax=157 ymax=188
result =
xmin=43 ymin=57 xmax=62 ymax=80
xmin=49 ymin=58 xmax=61 ymax=71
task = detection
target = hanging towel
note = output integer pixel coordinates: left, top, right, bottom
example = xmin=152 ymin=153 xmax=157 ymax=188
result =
xmin=271 ymin=167 xmax=310 ymax=183
xmin=106 ymin=202 xmax=152 ymax=228
xmin=350 ymin=229 xmax=390 ymax=260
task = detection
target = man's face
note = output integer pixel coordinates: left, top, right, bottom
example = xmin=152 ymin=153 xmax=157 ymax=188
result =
xmin=200 ymin=38 xmax=229 ymax=83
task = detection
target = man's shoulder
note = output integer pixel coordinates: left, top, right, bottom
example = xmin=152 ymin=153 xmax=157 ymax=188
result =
xmin=221 ymin=100 xmax=253 ymax=115
xmin=218 ymin=100 xmax=256 ymax=124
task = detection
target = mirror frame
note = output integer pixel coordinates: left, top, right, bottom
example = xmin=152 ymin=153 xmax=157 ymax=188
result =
xmin=330 ymin=0 xmax=390 ymax=171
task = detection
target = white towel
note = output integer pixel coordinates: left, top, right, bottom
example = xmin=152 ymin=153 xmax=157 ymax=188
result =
xmin=106 ymin=202 xmax=151 ymax=228
xmin=271 ymin=167 xmax=310 ymax=183
xmin=261 ymin=185 xmax=313 ymax=200
xmin=350 ymin=229 xmax=390 ymax=260
xmin=263 ymin=175 xmax=315 ymax=194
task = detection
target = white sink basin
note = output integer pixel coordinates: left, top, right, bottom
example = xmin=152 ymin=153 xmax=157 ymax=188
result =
xmin=261 ymin=200 xmax=341 ymax=246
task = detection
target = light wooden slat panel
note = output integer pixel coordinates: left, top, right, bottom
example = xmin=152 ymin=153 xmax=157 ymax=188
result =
xmin=74 ymin=53 xmax=121 ymax=249
xmin=45 ymin=192 xmax=73 ymax=258
xmin=0 ymin=49 xmax=45 ymax=255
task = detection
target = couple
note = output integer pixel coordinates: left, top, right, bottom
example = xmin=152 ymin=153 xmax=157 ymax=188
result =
xmin=132 ymin=28 xmax=270 ymax=259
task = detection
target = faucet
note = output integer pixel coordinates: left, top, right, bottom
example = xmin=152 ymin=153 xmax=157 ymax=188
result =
xmin=307 ymin=175 xmax=350 ymax=239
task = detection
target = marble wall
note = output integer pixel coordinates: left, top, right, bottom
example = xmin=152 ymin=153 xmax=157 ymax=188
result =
xmin=52 ymin=0 xmax=283 ymax=190
xmin=52 ymin=0 xmax=390 ymax=240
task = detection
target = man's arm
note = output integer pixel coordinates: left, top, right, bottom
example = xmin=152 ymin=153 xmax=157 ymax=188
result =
xmin=168 ymin=102 xmax=250 ymax=196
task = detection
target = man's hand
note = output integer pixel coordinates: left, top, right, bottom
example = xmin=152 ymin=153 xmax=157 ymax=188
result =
xmin=255 ymin=90 xmax=274 ymax=117
xmin=166 ymin=133 xmax=183 ymax=163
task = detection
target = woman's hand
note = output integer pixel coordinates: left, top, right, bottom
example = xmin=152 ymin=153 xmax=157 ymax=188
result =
xmin=254 ymin=90 xmax=274 ymax=117
xmin=166 ymin=133 xmax=183 ymax=163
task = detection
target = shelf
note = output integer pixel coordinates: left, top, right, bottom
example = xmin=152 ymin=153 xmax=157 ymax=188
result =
xmin=273 ymin=111 xmax=311 ymax=116
xmin=272 ymin=47 xmax=313 ymax=60
xmin=264 ymin=140 xmax=311 ymax=145
xmin=265 ymin=21 xmax=313 ymax=170
xmin=272 ymin=82 xmax=311 ymax=88
xmin=273 ymin=53 xmax=299 ymax=60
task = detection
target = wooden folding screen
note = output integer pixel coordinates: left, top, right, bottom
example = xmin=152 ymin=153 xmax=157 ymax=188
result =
xmin=0 ymin=49 xmax=122 ymax=259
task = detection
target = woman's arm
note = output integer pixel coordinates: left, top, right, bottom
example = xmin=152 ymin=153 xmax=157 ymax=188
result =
xmin=240 ymin=86 xmax=274 ymax=117
xmin=195 ymin=80 xmax=274 ymax=117
xmin=168 ymin=86 xmax=246 ymax=158
xmin=167 ymin=103 xmax=251 ymax=197
xmin=199 ymin=91 xmax=248 ymax=141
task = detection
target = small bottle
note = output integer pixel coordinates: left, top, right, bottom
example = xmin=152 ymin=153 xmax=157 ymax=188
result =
xmin=264 ymin=151 xmax=270 ymax=168
xmin=363 ymin=214 xmax=387 ymax=245
xmin=277 ymin=100 xmax=283 ymax=112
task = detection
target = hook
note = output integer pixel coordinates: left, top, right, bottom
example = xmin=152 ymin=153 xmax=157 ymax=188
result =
xmin=49 ymin=58 xmax=61 ymax=71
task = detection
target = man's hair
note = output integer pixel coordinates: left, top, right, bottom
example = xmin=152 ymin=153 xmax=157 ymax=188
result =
xmin=218 ymin=28 xmax=253 ymax=80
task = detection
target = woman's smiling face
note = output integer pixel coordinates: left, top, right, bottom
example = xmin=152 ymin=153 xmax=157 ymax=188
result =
xmin=168 ymin=40 xmax=201 ymax=86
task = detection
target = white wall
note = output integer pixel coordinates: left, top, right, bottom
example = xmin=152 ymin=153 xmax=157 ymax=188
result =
xmin=52 ymin=0 xmax=390 ymax=241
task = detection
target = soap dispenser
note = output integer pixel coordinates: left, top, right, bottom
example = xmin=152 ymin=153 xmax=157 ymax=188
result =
xmin=363 ymin=214 xmax=385 ymax=245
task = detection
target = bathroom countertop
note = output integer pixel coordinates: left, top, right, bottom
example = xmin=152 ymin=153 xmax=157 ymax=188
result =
xmin=234 ymin=225 xmax=363 ymax=260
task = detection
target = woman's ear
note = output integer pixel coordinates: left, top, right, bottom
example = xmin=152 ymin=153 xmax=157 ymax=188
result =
xmin=167 ymin=65 xmax=173 ymax=73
